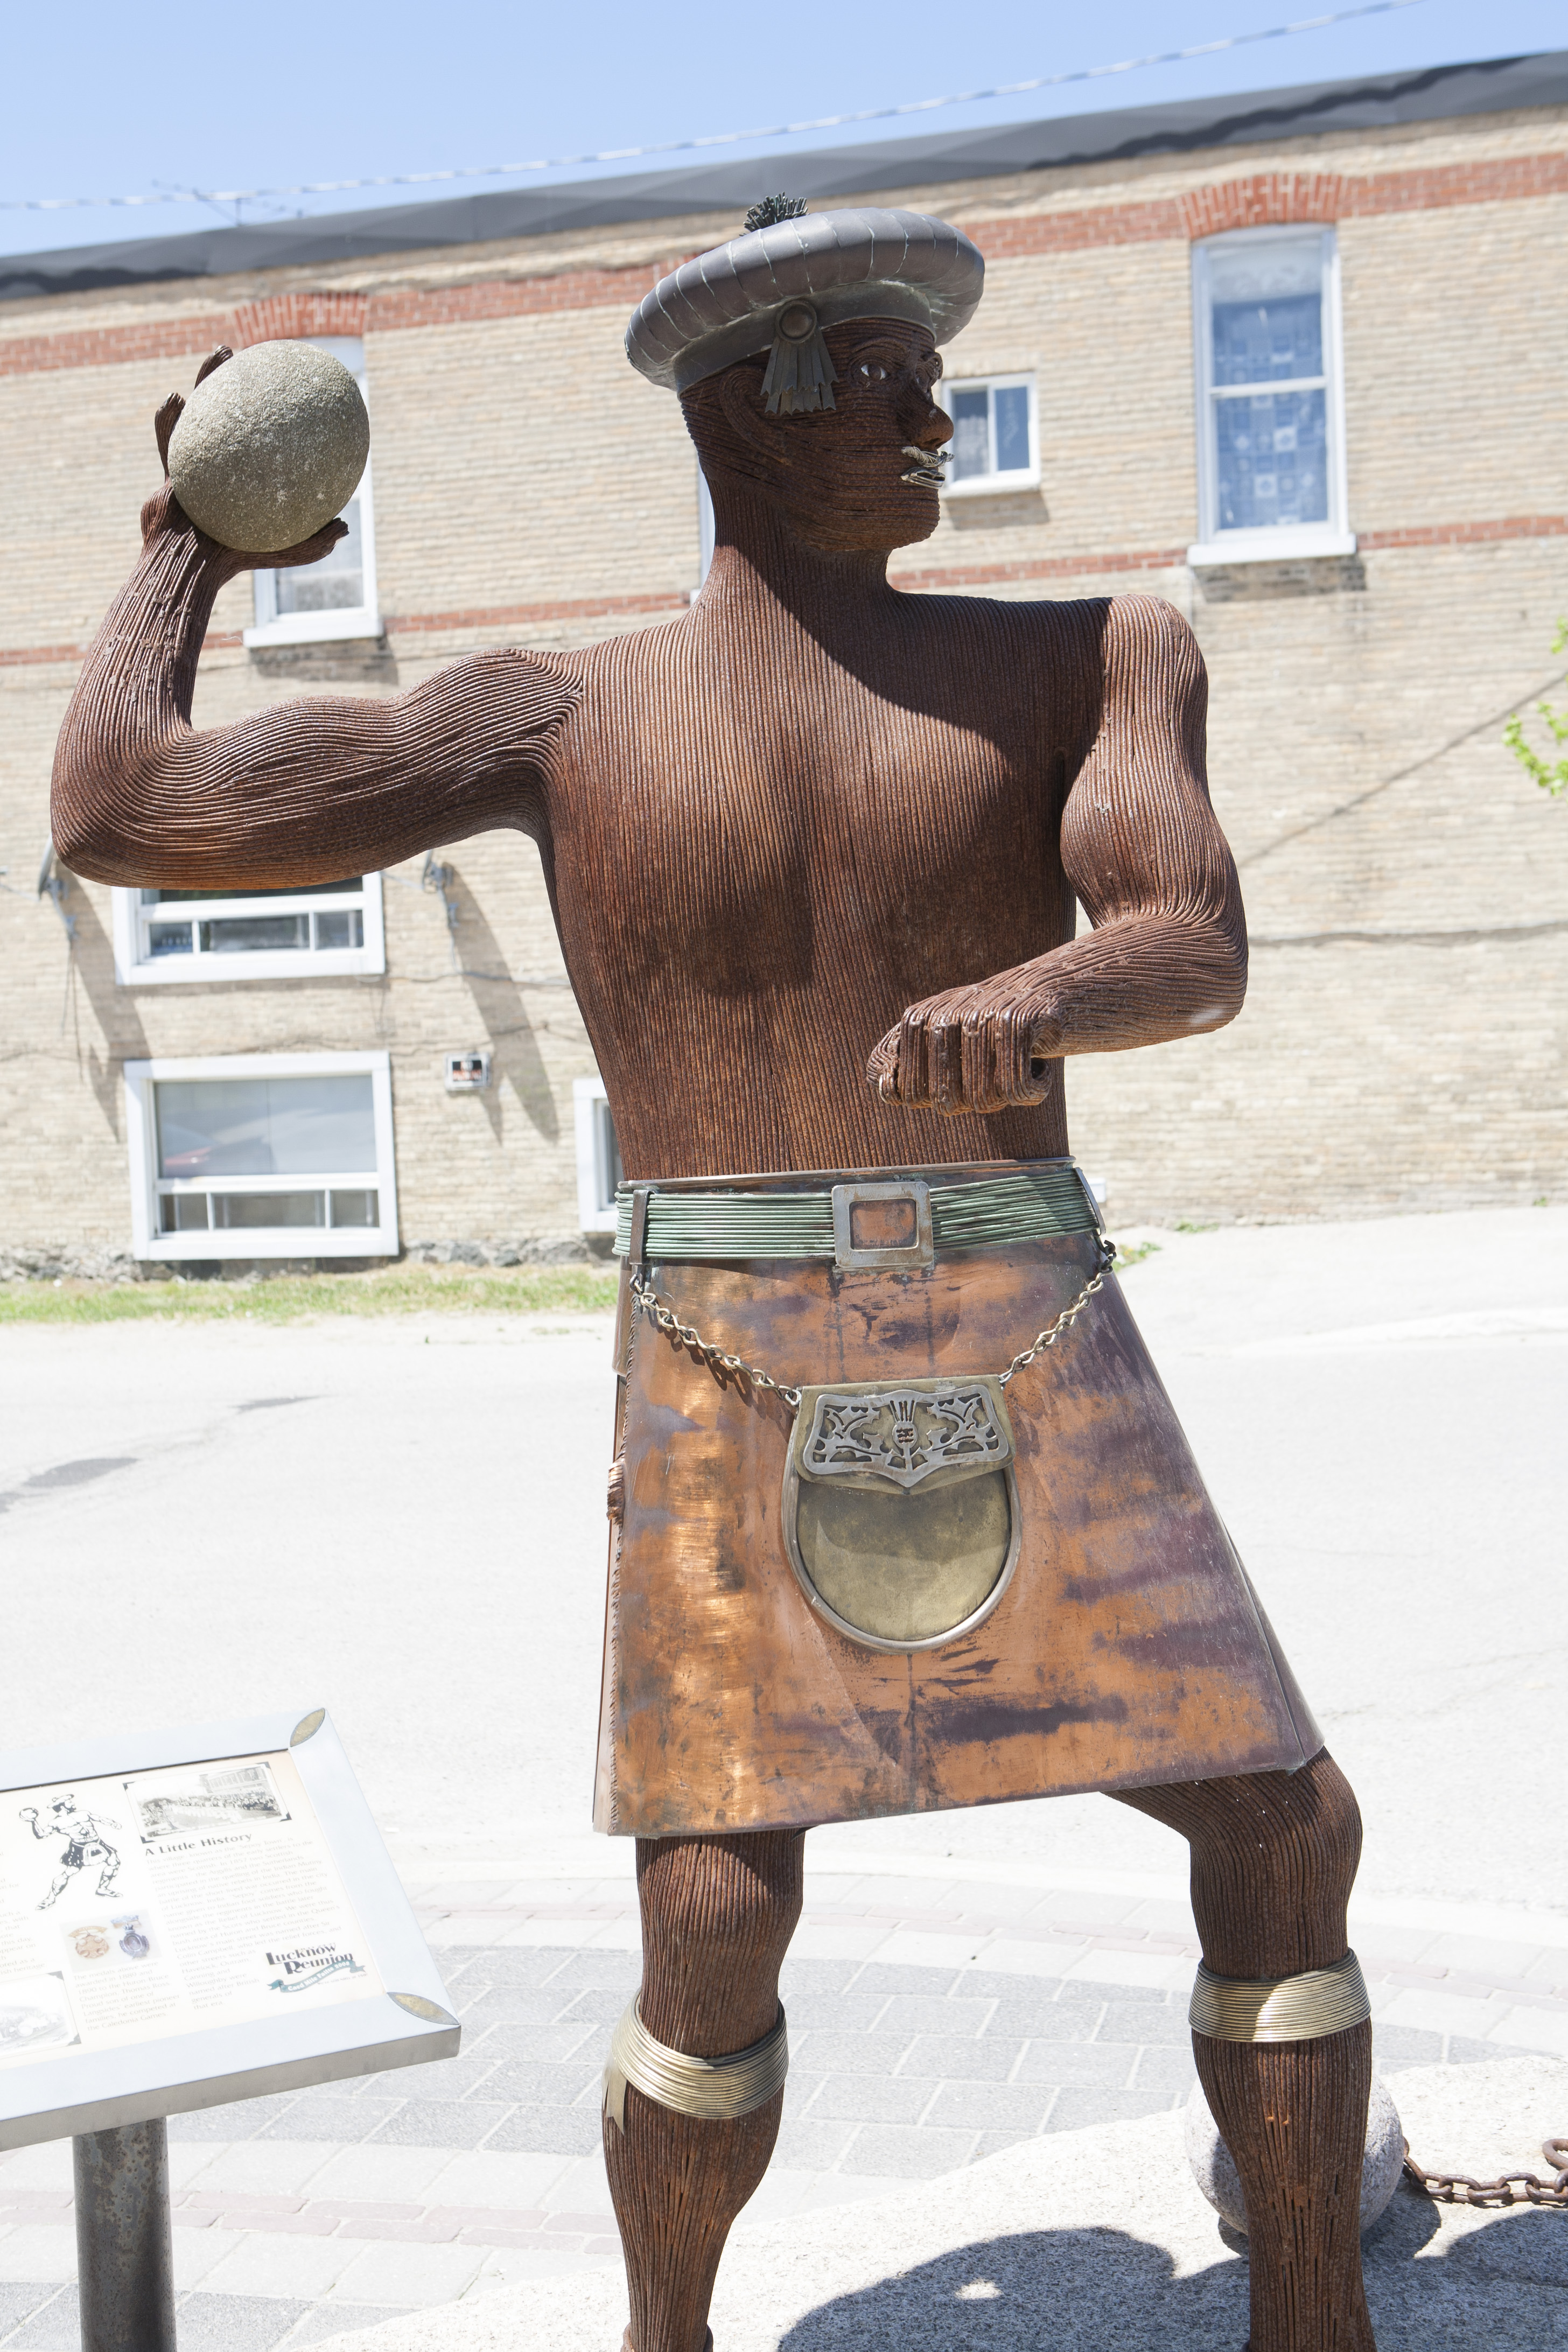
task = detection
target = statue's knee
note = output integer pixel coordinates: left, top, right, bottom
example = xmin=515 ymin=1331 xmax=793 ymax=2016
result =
xmin=1271 ymin=1749 xmax=1363 ymax=1893
xmin=1188 ymin=1752 xmax=1363 ymax=1976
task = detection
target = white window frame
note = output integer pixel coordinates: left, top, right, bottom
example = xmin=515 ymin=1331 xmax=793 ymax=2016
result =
xmin=573 ymin=1076 xmax=622 ymax=1234
xmin=110 ymin=872 xmax=385 ymax=984
xmin=697 ymin=464 xmax=716 ymax=590
xmin=1188 ymin=227 xmax=1354 ymax=566
xmin=940 ymin=372 xmax=1039 ymax=499
xmin=124 ymin=1050 xmax=398 ymax=1261
xmin=243 ymin=337 xmax=381 ymax=647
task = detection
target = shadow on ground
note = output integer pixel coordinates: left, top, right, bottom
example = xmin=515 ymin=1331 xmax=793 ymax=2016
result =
xmin=778 ymin=2187 xmax=1567 ymax=2350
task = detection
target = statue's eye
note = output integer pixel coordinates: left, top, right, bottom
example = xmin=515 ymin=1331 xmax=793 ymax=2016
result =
xmin=858 ymin=362 xmax=888 ymax=381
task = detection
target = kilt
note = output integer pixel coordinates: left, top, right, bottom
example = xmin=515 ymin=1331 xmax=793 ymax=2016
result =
xmin=594 ymin=1161 xmax=1318 ymax=1836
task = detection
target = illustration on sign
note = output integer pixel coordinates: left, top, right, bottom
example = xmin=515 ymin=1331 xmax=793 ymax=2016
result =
xmin=135 ymin=1762 xmax=288 ymax=1840
xmin=18 ymin=1796 xmax=123 ymax=1907
xmin=0 ymin=1749 xmax=381 ymax=2069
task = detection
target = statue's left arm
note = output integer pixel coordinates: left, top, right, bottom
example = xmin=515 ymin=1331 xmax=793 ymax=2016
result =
xmin=869 ymin=593 xmax=1245 ymax=1114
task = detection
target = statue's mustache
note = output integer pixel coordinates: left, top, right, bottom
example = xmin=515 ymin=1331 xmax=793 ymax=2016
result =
xmin=900 ymin=443 xmax=947 ymax=486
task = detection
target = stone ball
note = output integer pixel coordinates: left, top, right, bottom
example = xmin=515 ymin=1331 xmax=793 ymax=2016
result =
xmin=1185 ymin=2073 xmax=1405 ymax=2237
xmin=167 ymin=341 xmax=369 ymax=554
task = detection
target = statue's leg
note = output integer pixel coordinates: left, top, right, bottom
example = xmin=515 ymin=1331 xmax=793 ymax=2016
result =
xmin=1111 ymin=1751 xmax=1375 ymax=2352
xmin=604 ymin=1828 xmax=804 ymax=2352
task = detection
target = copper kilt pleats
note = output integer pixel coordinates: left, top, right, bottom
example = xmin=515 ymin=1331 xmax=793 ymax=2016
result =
xmin=594 ymin=1189 xmax=1319 ymax=1838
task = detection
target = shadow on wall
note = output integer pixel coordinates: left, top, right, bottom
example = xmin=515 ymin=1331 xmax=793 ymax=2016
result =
xmin=446 ymin=866 xmax=561 ymax=1145
xmin=57 ymin=879 xmax=149 ymax=1139
xmin=778 ymin=2189 xmax=1561 ymax=2349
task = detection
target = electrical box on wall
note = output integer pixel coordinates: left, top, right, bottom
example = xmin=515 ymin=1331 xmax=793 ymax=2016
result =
xmin=444 ymin=1052 xmax=491 ymax=1093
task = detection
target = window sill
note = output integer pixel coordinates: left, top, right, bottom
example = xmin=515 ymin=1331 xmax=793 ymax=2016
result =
xmin=118 ymin=949 xmax=387 ymax=986
xmin=243 ymin=611 xmax=384 ymax=648
xmin=139 ymin=1230 xmax=398 ymax=1261
xmin=942 ymin=472 xmax=1041 ymax=501
xmin=1187 ymin=530 xmax=1356 ymax=567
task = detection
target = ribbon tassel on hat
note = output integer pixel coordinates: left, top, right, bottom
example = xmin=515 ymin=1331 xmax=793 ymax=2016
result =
xmin=761 ymin=302 xmax=837 ymax=416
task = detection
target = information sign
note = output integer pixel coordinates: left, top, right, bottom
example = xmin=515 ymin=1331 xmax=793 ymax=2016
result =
xmin=0 ymin=1709 xmax=458 ymax=2148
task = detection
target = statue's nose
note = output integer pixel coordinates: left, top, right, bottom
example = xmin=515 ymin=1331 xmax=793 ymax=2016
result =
xmin=900 ymin=382 xmax=951 ymax=451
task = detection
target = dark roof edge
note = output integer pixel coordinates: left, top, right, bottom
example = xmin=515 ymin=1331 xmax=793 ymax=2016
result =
xmin=4 ymin=49 xmax=1565 ymax=304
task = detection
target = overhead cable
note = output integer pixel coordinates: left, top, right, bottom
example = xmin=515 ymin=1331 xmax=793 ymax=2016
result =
xmin=1 ymin=3 xmax=1430 ymax=215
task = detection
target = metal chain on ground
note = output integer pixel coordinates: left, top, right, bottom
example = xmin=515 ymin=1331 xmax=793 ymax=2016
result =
xmin=628 ymin=1235 xmax=1117 ymax=1411
xmin=1403 ymin=2136 xmax=1568 ymax=2209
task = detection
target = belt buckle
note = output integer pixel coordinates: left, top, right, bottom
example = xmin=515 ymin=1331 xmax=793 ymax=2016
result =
xmin=830 ymin=1180 xmax=934 ymax=1272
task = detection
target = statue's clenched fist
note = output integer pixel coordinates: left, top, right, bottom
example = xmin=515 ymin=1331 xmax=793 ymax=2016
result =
xmin=867 ymin=970 xmax=1062 ymax=1115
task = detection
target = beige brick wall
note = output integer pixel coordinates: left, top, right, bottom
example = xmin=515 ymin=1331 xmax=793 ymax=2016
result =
xmin=2 ymin=97 xmax=1565 ymax=1260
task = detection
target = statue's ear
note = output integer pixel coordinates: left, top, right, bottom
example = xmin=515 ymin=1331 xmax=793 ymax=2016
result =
xmin=716 ymin=365 xmax=787 ymax=465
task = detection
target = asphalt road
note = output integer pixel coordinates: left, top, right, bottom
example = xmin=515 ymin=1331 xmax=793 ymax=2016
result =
xmin=2 ymin=1205 xmax=1563 ymax=1922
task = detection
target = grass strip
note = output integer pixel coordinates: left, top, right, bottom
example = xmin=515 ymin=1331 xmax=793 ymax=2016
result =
xmin=0 ymin=1264 xmax=621 ymax=1326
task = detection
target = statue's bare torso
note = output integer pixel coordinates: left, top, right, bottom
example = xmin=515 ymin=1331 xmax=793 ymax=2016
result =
xmin=544 ymin=589 xmax=1108 ymax=1174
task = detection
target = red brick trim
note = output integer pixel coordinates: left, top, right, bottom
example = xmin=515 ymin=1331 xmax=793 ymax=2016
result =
xmin=231 ymin=291 xmax=369 ymax=345
xmin=385 ymin=588 xmax=688 ymax=634
xmin=372 ymin=261 xmax=670 ymax=333
xmin=1339 ymin=149 xmax=1568 ymax=218
xmin=0 ymin=313 xmax=237 ymax=377
xmin=6 ymin=150 xmax=1567 ymax=377
xmin=967 ymin=200 xmax=1186 ymax=256
xmin=1179 ymin=172 xmax=1347 ymax=237
xmin=1357 ymin=515 xmax=1568 ymax=549
xmin=894 ymin=547 xmax=1188 ymax=592
xmin=0 ymin=640 xmax=88 ymax=667
xmin=974 ymin=152 xmax=1568 ymax=257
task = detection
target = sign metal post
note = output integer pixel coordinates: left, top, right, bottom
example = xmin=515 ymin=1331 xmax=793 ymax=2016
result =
xmin=73 ymin=2117 xmax=177 ymax=2352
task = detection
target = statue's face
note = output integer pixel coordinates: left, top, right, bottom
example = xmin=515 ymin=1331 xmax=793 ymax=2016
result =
xmin=712 ymin=317 xmax=954 ymax=554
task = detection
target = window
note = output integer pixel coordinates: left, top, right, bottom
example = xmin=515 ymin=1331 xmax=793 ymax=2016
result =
xmin=243 ymin=338 xmax=381 ymax=646
xmin=111 ymin=874 xmax=385 ymax=984
xmin=940 ymin=375 xmax=1038 ymax=497
xmin=124 ymin=1052 xmax=398 ymax=1260
xmin=1189 ymin=228 xmax=1353 ymax=564
xmin=573 ymin=1076 xmax=623 ymax=1234
xmin=697 ymin=465 xmax=715 ymax=590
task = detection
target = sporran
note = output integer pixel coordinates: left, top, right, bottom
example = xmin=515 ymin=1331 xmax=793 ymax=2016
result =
xmin=781 ymin=1376 xmax=1021 ymax=1652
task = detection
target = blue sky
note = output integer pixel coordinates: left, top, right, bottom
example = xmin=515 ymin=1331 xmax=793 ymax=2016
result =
xmin=3 ymin=1 xmax=1564 ymax=257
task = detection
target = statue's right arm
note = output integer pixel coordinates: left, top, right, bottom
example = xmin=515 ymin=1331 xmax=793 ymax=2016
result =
xmin=51 ymin=482 xmax=581 ymax=888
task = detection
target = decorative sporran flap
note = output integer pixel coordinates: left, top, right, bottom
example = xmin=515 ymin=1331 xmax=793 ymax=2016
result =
xmin=794 ymin=1378 xmax=1014 ymax=1491
xmin=783 ymin=1378 xmax=1021 ymax=1653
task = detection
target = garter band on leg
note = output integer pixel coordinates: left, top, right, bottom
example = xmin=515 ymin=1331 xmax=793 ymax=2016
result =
xmin=604 ymin=2001 xmax=789 ymax=2133
xmin=1189 ymin=1949 xmax=1370 ymax=2042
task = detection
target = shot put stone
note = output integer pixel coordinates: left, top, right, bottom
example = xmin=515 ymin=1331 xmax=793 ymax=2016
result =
xmin=1184 ymin=2073 xmax=1406 ymax=2237
xmin=167 ymin=341 xmax=369 ymax=554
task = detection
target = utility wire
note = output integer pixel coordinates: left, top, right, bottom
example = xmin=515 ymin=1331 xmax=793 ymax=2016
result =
xmin=2 ymin=2 xmax=1429 ymax=215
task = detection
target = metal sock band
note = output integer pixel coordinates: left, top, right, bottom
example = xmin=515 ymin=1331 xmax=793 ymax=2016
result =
xmin=602 ymin=2000 xmax=789 ymax=2133
xmin=1189 ymin=1949 xmax=1371 ymax=2043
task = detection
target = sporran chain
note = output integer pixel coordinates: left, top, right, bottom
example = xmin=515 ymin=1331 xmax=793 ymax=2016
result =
xmin=628 ymin=1235 xmax=1117 ymax=1412
xmin=627 ymin=1269 xmax=804 ymax=1408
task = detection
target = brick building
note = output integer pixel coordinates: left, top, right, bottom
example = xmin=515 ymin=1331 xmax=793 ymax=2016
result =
xmin=2 ymin=49 xmax=1565 ymax=1271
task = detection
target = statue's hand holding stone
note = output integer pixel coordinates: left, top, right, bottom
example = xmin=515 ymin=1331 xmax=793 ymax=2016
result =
xmin=142 ymin=344 xmax=361 ymax=577
xmin=868 ymin=970 xmax=1062 ymax=1114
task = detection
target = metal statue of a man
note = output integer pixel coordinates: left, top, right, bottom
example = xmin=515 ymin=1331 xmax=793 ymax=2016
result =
xmin=53 ymin=202 xmax=1376 ymax=2352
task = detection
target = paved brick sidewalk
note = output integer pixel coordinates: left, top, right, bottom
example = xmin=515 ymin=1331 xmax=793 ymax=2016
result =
xmin=1 ymin=1877 xmax=1560 ymax=2350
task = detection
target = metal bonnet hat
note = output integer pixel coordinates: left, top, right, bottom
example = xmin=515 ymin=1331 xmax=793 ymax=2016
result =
xmin=625 ymin=205 xmax=983 ymax=416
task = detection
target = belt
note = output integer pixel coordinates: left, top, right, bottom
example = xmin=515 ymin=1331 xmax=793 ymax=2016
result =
xmin=613 ymin=1163 xmax=1101 ymax=1271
